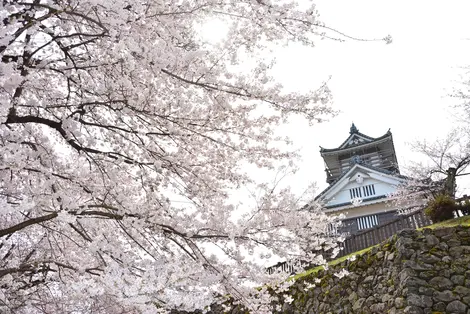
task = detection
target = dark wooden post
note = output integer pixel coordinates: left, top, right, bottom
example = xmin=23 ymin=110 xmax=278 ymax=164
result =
xmin=445 ymin=167 xmax=457 ymax=197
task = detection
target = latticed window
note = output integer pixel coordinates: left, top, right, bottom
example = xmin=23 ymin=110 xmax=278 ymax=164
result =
xmin=362 ymin=184 xmax=375 ymax=197
xmin=349 ymin=184 xmax=375 ymax=199
xmin=349 ymin=187 xmax=362 ymax=198
xmin=356 ymin=214 xmax=379 ymax=230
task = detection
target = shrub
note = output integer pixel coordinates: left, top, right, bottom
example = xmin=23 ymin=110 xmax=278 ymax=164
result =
xmin=424 ymin=194 xmax=456 ymax=222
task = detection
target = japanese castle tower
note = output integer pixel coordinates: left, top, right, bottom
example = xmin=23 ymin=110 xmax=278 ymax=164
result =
xmin=315 ymin=124 xmax=407 ymax=234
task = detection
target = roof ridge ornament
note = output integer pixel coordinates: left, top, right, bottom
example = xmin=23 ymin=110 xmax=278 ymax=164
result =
xmin=350 ymin=155 xmax=363 ymax=165
xmin=350 ymin=123 xmax=359 ymax=134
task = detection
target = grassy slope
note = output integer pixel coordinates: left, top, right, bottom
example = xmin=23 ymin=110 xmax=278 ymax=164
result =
xmin=292 ymin=215 xmax=470 ymax=280
xmin=418 ymin=215 xmax=470 ymax=229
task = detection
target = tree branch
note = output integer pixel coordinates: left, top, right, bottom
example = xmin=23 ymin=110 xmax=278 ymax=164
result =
xmin=0 ymin=212 xmax=58 ymax=238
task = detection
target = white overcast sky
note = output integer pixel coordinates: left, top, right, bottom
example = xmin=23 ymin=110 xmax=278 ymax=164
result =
xmin=204 ymin=1 xmax=470 ymax=198
xmin=270 ymin=0 xmax=470 ymax=197
xmin=198 ymin=0 xmax=470 ymax=266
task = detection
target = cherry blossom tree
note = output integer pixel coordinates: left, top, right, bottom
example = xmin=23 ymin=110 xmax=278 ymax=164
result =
xmin=391 ymin=127 xmax=470 ymax=216
xmin=0 ymin=1 xmax=387 ymax=312
xmin=411 ymin=130 xmax=470 ymax=195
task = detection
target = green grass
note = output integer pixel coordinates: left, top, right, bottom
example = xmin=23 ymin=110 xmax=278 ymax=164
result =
xmin=290 ymin=246 xmax=375 ymax=281
xmin=292 ymin=215 xmax=470 ymax=281
xmin=419 ymin=215 xmax=470 ymax=230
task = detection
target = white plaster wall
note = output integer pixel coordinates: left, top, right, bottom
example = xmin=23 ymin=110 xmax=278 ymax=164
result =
xmin=326 ymin=177 xmax=398 ymax=207
xmin=334 ymin=202 xmax=398 ymax=219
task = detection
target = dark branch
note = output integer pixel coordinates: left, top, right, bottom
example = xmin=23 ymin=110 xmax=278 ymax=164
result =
xmin=0 ymin=212 xmax=58 ymax=238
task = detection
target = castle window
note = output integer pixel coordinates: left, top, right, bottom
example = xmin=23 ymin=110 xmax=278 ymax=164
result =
xmin=349 ymin=187 xmax=362 ymax=198
xmin=356 ymin=214 xmax=378 ymax=230
xmin=349 ymin=184 xmax=375 ymax=199
xmin=362 ymin=184 xmax=376 ymax=197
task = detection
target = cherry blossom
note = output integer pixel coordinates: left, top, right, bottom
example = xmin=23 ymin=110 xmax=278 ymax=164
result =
xmin=0 ymin=0 xmax=385 ymax=312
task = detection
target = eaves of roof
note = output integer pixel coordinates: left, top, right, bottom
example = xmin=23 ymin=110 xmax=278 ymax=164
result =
xmin=320 ymin=130 xmax=392 ymax=154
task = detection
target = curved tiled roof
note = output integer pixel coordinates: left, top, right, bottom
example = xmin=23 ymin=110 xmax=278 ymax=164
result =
xmin=320 ymin=130 xmax=392 ymax=153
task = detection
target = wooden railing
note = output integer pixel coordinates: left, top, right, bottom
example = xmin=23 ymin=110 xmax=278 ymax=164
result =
xmin=267 ymin=195 xmax=470 ymax=273
xmin=267 ymin=210 xmax=432 ymax=273
xmin=266 ymin=261 xmax=295 ymax=275
xmin=336 ymin=209 xmax=431 ymax=257
xmin=337 ymin=195 xmax=470 ymax=257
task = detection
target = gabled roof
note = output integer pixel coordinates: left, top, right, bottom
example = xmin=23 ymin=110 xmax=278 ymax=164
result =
xmin=314 ymin=163 xmax=407 ymax=202
xmin=320 ymin=124 xmax=392 ymax=154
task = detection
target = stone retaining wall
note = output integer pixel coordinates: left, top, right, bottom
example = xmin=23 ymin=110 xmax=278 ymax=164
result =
xmin=283 ymin=226 xmax=470 ymax=314
xmin=176 ymin=226 xmax=470 ymax=313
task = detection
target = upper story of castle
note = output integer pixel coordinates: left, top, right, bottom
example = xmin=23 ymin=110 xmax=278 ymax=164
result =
xmin=320 ymin=123 xmax=399 ymax=185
